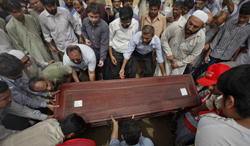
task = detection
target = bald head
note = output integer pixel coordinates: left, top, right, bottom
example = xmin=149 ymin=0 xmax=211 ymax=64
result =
xmin=210 ymin=11 xmax=229 ymax=28
xmin=206 ymin=12 xmax=213 ymax=25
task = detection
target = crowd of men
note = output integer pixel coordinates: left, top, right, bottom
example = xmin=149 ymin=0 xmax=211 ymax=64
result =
xmin=0 ymin=0 xmax=250 ymax=145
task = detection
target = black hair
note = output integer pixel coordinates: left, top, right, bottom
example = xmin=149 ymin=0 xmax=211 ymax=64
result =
xmin=173 ymin=1 xmax=184 ymax=9
xmin=86 ymin=2 xmax=101 ymax=14
xmin=121 ymin=119 xmax=141 ymax=145
xmin=199 ymin=0 xmax=207 ymax=2
xmin=19 ymin=0 xmax=28 ymax=5
xmin=184 ymin=0 xmax=194 ymax=9
xmin=28 ymin=77 xmax=45 ymax=91
xmin=111 ymin=0 xmax=121 ymax=3
xmin=40 ymin=0 xmax=57 ymax=6
xmin=217 ymin=65 xmax=250 ymax=118
xmin=149 ymin=0 xmax=161 ymax=9
xmin=61 ymin=113 xmax=86 ymax=135
xmin=66 ymin=45 xmax=82 ymax=56
xmin=119 ymin=6 xmax=133 ymax=21
xmin=2 ymin=0 xmax=22 ymax=12
xmin=73 ymin=0 xmax=83 ymax=5
xmin=239 ymin=1 xmax=250 ymax=15
xmin=0 ymin=53 xmax=24 ymax=77
xmin=121 ymin=0 xmax=133 ymax=5
xmin=142 ymin=25 xmax=155 ymax=36
xmin=0 ymin=81 xmax=9 ymax=94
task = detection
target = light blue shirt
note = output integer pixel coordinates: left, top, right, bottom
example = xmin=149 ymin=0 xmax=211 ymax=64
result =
xmin=123 ymin=31 xmax=164 ymax=63
xmin=110 ymin=136 xmax=154 ymax=146
xmin=0 ymin=72 xmax=47 ymax=109
xmin=60 ymin=4 xmax=77 ymax=15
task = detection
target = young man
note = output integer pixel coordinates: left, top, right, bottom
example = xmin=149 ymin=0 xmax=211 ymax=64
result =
xmin=112 ymin=0 xmax=121 ymax=13
xmin=175 ymin=63 xmax=236 ymax=146
xmin=114 ymin=0 xmax=140 ymax=26
xmin=194 ymin=2 xmax=250 ymax=80
xmin=181 ymin=0 xmax=194 ymax=20
xmin=63 ymin=44 xmax=96 ymax=81
xmin=39 ymin=0 xmax=84 ymax=54
xmin=110 ymin=115 xmax=154 ymax=146
xmin=73 ymin=0 xmax=85 ymax=26
xmin=140 ymin=0 xmax=166 ymax=38
xmin=29 ymin=0 xmax=46 ymax=23
xmin=166 ymin=1 xmax=187 ymax=27
xmin=19 ymin=0 xmax=28 ymax=14
xmin=119 ymin=25 xmax=166 ymax=78
xmin=82 ymin=2 xmax=110 ymax=80
xmin=0 ymin=113 xmax=86 ymax=146
xmin=189 ymin=0 xmax=210 ymax=15
xmin=3 ymin=0 xmax=52 ymax=62
xmin=109 ymin=6 xmax=139 ymax=79
xmin=0 ymin=81 xmax=55 ymax=141
xmin=195 ymin=64 xmax=250 ymax=145
xmin=154 ymin=10 xmax=207 ymax=76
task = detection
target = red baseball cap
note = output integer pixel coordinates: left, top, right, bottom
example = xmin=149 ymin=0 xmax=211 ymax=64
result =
xmin=197 ymin=63 xmax=231 ymax=86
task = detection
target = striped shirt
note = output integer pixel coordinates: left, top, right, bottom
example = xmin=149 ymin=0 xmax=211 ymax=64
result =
xmin=210 ymin=19 xmax=250 ymax=60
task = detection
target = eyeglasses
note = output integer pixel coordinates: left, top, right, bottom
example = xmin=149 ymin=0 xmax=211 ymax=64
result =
xmin=71 ymin=57 xmax=82 ymax=63
xmin=120 ymin=21 xmax=131 ymax=25
xmin=23 ymin=56 xmax=30 ymax=65
xmin=194 ymin=2 xmax=203 ymax=5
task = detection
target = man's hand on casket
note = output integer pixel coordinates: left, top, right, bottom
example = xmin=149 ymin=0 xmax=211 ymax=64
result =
xmin=49 ymin=90 xmax=60 ymax=98
xmin=46 ymin=104 xmax=59 ymax=111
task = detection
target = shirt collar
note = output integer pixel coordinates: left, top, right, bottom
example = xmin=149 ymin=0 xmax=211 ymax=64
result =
xmin=88 ymin=18 xmax=101 ymax=26
xmin=139 ymin=33 xmax=157 ymax=46
xmin=146 ymin=13 xmax=160 ymax=22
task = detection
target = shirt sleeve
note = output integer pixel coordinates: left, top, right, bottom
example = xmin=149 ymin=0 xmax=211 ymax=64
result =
xmin=209 ymin=22 xmax=227 ymax=50
xmin=100 ymin=23 xmax=109 ymax=61
xmin=109 ymin=22 xmax=115 ymax=47
xmin=31 ymin=56 xmax=48 ymax=67
xmin=66 ymin=9 xmax=81 ymax=36
xmin=39 ymin=15 xmax=53 ymax=43
xmin=161 ymin=26 xmax=174 ymax=56
xmin=139 ymin=136 xmax=154 ymax=146
xmin=155 ymin=38 xmax=164 ymax=63
xmin=81 ymin=19 xmax=89 ymax=40
xmin=6 ymin=101 xmax=47 ymax=120
xmin=88 ymin=53 xmax=96 ymax=72
xmin=123 ymin=34 xmax=137 ymax=60
xmin=109 ymin=139 xmax=122 ymax=146
xmin=58 ymin=65 xmax=73 ymax=75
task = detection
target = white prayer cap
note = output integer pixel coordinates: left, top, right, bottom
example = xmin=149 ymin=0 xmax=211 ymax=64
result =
xmin=8 ymin=50 xmax=25 ymax=59
xmin=192 ymin=10 xmax=208 ymax=24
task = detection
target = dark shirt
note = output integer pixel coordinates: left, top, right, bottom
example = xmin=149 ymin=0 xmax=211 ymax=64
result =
xmin=81 ymin=17 xmax=109 ymax=61
xmin=81 ymin=3 xmax=114 ymax=24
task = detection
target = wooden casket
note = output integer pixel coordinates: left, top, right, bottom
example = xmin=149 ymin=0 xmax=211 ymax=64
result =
xmin=54 ymin=75 xmax=201 ymax=127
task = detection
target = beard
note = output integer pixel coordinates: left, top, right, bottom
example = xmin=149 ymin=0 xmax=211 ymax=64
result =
xmin=46 ymin=7 xmax=57 ymax=15
xmin=185 ymin=22 xmax=201 ymax=35
xmin=142 ymin=40 xmax=151 ymax=46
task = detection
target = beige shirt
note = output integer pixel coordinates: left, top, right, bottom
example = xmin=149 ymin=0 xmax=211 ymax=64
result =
xmin=140 ymin=13 xmax=166 ymax=38
xmin=0 ymin=119 xmax=64 ymax=146
xmin=109 ymin=18 xmax=139 ymax=53
xmin=154 ymin=21 xmax=205 ymax=76
xmin=165 ymin=12 xmax=187 ymax=27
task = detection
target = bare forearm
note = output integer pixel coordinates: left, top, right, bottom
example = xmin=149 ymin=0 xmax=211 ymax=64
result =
xmin=88 ymin=71 xmax=95 ymax=81
xmin=158 ymin=62 xmax=167 ymax=75
xmin=66 ymin=75 xmax=72 ymax=83
xmin=121 ymin=58 xmax=129 ymax=70
xmin=231 ymin=46 xmax=241 ymax=61
xmin=111 ymin=123 xmax=119 ymax=140
xmin=71 ymin=67 xmax=80 ymax=82
xmin=109 ymin=46 xmax=113 ymax=57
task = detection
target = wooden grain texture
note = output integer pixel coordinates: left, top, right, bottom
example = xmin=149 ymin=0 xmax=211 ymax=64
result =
xmin=54 ymin=75 xmax=200 ymax=126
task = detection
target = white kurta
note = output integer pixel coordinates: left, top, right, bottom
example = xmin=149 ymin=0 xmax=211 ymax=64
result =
xmin=154 ymin=21 xmax=205 ymax=76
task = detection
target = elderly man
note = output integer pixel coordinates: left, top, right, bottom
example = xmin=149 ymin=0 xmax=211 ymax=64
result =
xmin=109 ymin=6 xmax=138 ymax=79
xmin=39 ymin=0 xmax=84 ymax=55
xmin=63 ymin=44 xmax=96 ymax=81
xmin=3 ymin=0 xmax=52 ymax=62
xmin=72 ymin=0 xmax=84 ymax=26
xmin=166 ymin=1 xmax=187 ymax=27
xmin=81 ymin=2 xmax=109 ymax=80
xmin=154 ymin=10 xmax=207 ymax=76
xmin=119 ymin=25 xmax=166 ymax=78
xmin=194 ymin=2 xmax=250 ymax=80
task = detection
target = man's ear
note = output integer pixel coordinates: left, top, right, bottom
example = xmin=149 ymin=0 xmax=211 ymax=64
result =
xmin=202 ymin=23 xmax=207 ymax=28
xmin=140 ymin=132 xmax=142 ymax=137
xmin=41 ymin=76 xmax=46 ymax=80
xmin=121 ymin=134 xmax=124 ymax=140
xmin=64 ymin=132 xmax=75 ymax=139
xmin=227 ymin=95 xmax=235 ymax=109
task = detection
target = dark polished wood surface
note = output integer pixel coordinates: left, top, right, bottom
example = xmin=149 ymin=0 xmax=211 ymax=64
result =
xmin=54 ymin=75 xmax=201 ymax=126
